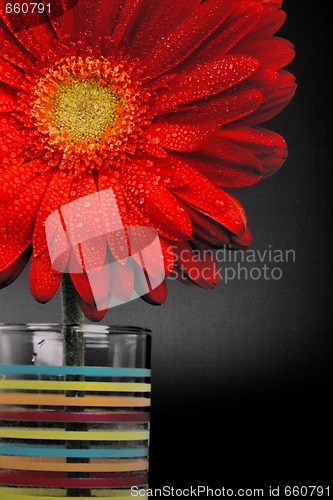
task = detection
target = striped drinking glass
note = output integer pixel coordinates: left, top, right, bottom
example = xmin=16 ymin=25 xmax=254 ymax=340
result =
xmin=0 ymin=324 xmax=151 ymax=500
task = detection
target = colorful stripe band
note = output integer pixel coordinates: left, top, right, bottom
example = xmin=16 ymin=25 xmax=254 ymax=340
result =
xmin=0 ymin=471 xmax=148 ymax=487
xmin=0 ymin=410 xmax=150 ymax=422
xmin=0 ymin=365 xmax=150 ymax=377
xmin=0 ymin=393 xmax=150 ymax=407
xmin=0 ymin=490 xmax=145 ymax=500
xmin=0 ymin=380 xmax=151 ymax=392
xmin=0 ymin=428 xmax=149 ymax=441
xmin=0 ymin=496 xmax=145 ymax=500
xmin=0 ymin=456 xmax=148 ymax=472
xmin=0 ymin=487 xmax=143 ymax=496
xmin=0 ymin=364 xmax=150 ymax=493
xmin=0 ymin=445 xmax=149 ymax=458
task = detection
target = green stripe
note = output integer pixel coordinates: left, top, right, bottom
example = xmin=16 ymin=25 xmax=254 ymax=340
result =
xmin=0 ymin=365 xmax=150 ymax=377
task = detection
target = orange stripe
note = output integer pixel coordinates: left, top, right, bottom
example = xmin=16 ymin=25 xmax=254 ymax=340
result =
xmin=0 ymin=456 xmax=148 ymax=472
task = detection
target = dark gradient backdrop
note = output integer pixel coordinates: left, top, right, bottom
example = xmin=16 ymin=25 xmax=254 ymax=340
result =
xmin=1 ymin=0 xmax=331 ymax=490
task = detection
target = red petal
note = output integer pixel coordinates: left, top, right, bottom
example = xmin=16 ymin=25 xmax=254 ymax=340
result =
xmin=173 ymin=241 xmax=219 ymax=289
xmin=65 ymin=174 xmax=107 ymax=273
xmin=70 ymin=270 xmax=95 ymax=305
xmin=33 ymin=170 xmax=72 ymax=256
xmin=0 ymin=85 xmax=18 ymax=112
xmin=0 ymin=115 xmax=22 ymax=137
xmin=142 ymin=0 xmax=235 ymax=78
xmin=185 ymin=134 xmax=263 ymax=187
xmin=0 ymin=133 xmax=26 ymax=165
xmin=152 ymin=55 xmax=259 ymax=113
xmin=78 ymin=296 xmax=108 ymax=322
xmin=126 ymin=155 xmax=185 ymax=190
xmin=243 ymin=70 xmax=296 ymax=126
xmin=129 ymin=0 xmax=201 ymax=58
xmin=52 ymin=0 xmax=132 ymax=43
xmin=263 ymin=0 xmax=282 ymax=8
xmin=138 ymin=138 xmax=167 ymax=158
xmin=70 ymin=265 xmax=110 ymax=309
xmin=184 ymin=205 xmax=232 ymax=246
xmin=245 ymin=66 xmax=280 ymax=99
xmin=0 ymin=171 xmax=52 ymax=271
xmin=0 ymin=127 xmax=31 ymax=164
xmin=184 ymin=1 xmax=263 ymax=66
xmin=0 ymin=245 xmax=31 ymax=289
xmin=111 ymin=0 xmax=144 ymax=47
xmin=0 ymin=158 xmax=43 ymax=204
xmin=0 ymin=6 xmax=57 ymax=59
xmin=233 ymin=37 xmax=295 ymax=70
xmin=168 ymin=159 xmax=234 ymax=211
xmin=183 ymin=188 xmax=247 ymax=237
xmin=219 ymin=124 xmax=287 ymax=177
xmin=230 ymin=226 xmax=252 ymax=249
xmin=126 ymin=218 xmax=174 ymax=277
xmin=261 ymin=154 xmax=286 ymax=177
xmin=95 ymin=0 xmax=122 ymax=39
xmin=0 ymin=23 xmax=35 ymax=70
xmin=164 ymin=88 xmax=263 ymax=127
xmin=47 ymin=2 xmax=77 ymax=39
xmin=73 ymin=0 xmax=118 ymax=39
xmin=146 ymin=123 xmax=213 ymax=152
xmin=29 ymin=249 xmax=62 ymax=303
xmin=121 ymin=168 xmax=192 ymax=241
xmin=97 ymin=171 xmax=131 ymax=263
xmin=109 ymin=258 xmax=135 ymax=302
xmin=141 ymin=279 xmax=167 ymax=305
xmin=220 ymin=124 xmax=280 ymax=153
xmin=0 ymin=57 xmax=25 ymax=87
xmin=249 ymin=4 xmax=286 ymax=38
xmin=203 ymin=193 xmax=247 ymax=234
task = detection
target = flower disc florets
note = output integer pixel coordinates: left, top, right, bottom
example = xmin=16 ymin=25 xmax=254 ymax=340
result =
xmin=19 ymin=55 xmax=151 ymax=174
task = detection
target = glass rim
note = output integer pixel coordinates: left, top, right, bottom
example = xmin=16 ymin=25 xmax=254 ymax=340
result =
xmin=0 ymin=323 xmax=151 ymax=336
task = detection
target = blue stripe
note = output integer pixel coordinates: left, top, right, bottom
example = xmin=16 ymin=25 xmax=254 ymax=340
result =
xmin=0 ymin=365 xmax=150 ymax=378
xmin=0 ymin=445 xmax=148 ymax=458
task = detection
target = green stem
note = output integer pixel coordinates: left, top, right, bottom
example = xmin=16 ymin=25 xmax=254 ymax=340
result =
xmin=61 ymin=273 xmax=85 ymax=330
xmin=61 ymin=275 xmax=90 ymax=497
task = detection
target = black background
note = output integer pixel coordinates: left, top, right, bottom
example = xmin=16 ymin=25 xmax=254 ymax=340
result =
xmin=1 ymin=0 xmax=332 ymax=491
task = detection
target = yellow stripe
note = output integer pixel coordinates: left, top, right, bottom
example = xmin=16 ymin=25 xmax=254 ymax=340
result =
xmin=0 ymin=456 xmax=148 ymax=472
xmin=94 ymin=491 xmax=147 ymax=499
xmin=0 ymin=489 xmax=63 ymax=497
xmin=0 ymin=393 xmax=150 ymax=407
xmin=0 ymin=489 xmax=145 ymax=499
xmin=93 ymin=492 xmax=146 ymax=499
xmin=0 ymin=380 xmax=151 ymax=392
xmin=0 ymin=427 xmax=149 ymax=441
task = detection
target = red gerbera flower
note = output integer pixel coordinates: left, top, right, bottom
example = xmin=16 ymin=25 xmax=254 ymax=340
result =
xmin=0 ymin=0 xmax=295 ymax=320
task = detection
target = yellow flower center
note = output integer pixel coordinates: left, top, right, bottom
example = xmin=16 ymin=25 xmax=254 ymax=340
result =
xmin=20 ymin=54 xmax=152 ymax=174
xmin=51 ymin=77 xmax=122 ymax=143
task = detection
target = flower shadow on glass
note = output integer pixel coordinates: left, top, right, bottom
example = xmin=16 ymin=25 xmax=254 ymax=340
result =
xmin=45 ymin=188 xmax=165 ymax=311
xmin=5 ymin=0 xmax=79 ymax=32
